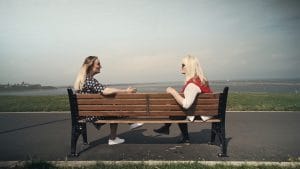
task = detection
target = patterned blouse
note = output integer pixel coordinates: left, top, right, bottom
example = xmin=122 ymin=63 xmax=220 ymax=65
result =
xmin=80 ymin=76 xmax=107 ymax=122
xmin=80 ymin=76 xmax=106 ymax=94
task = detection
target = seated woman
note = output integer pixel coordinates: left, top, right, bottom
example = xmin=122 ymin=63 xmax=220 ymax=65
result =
xmin=74 ymin=56 xmax=143 ymax=145
xmin=153 ymin=55 xmax=213 ymax=143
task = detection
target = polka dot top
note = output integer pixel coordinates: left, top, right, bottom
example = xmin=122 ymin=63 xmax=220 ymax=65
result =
xmin=80 ymin=76 xmax=106 ymax=94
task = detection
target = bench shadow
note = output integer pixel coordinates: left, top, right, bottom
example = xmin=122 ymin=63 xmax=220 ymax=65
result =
xmin=0 ymin=118 xmax=70 ymax=135
xmin=78 ymin=129 xmax=177 ymax=155
xmin=78 ymin=128 xmax=232 ymax=155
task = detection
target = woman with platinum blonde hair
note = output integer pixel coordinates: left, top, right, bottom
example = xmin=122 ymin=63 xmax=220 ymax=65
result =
xmin=74 ymin=56 xmax=143 ymax=145
xmin=154 ymin=55 xmax=213 ymax=144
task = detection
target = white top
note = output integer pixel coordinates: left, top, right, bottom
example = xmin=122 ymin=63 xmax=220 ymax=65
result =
xmin=182 ymin=83 xmax=201 ymax=109
xmin=182 ymin=83 xmax=212 ymax=121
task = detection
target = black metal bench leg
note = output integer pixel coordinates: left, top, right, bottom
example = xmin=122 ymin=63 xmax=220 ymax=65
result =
xmin=81 ymin=123 xmax=89 ymax=145
xmin=218 ymin=123 xmax=227 ymax=157
xmin=71 ymin=126 xmax=80 ymax=157
xmin=209 ymin=123 xmax=217 ymax=144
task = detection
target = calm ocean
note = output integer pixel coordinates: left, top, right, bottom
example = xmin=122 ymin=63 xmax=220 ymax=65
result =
xmin=0 ymin=79 xmax=299 ymax=96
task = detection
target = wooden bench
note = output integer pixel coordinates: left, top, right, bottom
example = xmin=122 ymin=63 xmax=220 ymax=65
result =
xmin=67 ymin=87 xmax=229 ymax=157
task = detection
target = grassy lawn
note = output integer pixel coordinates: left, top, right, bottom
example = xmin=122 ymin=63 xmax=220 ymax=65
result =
xmin=0 ymin=95 xmax=69 ymax=112
xmin=0 ymin=93 xmax=299 ymax=112
xmin=227 ymin=93 xmax=300 ymax=111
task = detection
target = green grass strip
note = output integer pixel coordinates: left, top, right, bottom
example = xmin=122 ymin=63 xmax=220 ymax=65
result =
xmin=0 ymin=93 xmax=299 ymax=112
xmin=5 ymin=161 xmax=300 ymax=169
xmin=227 ymin=93 xmax=300 ymax=111
xmin=0 ymin=95 xmax=69 ymax=112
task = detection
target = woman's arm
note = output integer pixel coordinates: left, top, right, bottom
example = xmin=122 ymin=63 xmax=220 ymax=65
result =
xmin=166 ymin=83 xmax=201 ymax=109
xmin=166 ymin=87 xmax=184 ymax=106
xmin=102 ymin=86 xmax=137 ymax=95
xmin=182 ymin=84 xmax=201 ymax=109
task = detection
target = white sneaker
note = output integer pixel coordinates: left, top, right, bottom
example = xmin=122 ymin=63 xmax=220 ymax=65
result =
xmin=129 ymin=123 xmax=144 ymax=130
xmin=201 ymin=115 xmax=212 ymax=121
xmin=186 ymin=116 xmax=195 ymax=121
xmin=108 ymin=137 xmax=125 ymax=145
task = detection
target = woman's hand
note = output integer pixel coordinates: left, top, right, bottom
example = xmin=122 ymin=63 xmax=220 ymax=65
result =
xmin=166 ymin=87 xmax=183 ymax=106
xmin=126 ymin=86 xmax=137 ymax=93
xmin=166 ymin=87 xmax=176 ymax=94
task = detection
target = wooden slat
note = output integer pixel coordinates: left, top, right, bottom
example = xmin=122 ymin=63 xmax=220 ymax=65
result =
xmin=149 ymin=99 xmax=219 ymax=105
xmin=78 ymin=109 xmax=218 ymax=116
xmin=149 ymin=105 xmax=219 ymax=111
xmin=78 ymin=105 xmax=146 ymax=111
xmin=148 ymin=93 xmax=220 ymax=99
xmin=78 ymin=98 xmax=218 ymax=106
xmin=149 ymin=110 xmax=218 ymax=116
xmin=76 ymin=93 xmax=147 ymax=99
xmin=109 ymin=94 xmax=147 ymax=99
xmin=78 ymin=111 xmax=147 ymax=116
xmin=76 ymin=93 xmax=220 ymax=99
xmin=77 ymin=99 xmax=147 ymax=105
xmin=193 ymin=111 xmax=219 ymax=116
xmin=93 ymin=118 xmax=221 ymax=124
xmin=197 ymin=94 xmax=220 ymax=99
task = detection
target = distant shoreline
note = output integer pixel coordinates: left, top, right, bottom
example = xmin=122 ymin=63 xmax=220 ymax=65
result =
xmin=0 ymin=79 xmax=299 ymax=96
xmin=0 ymin=82 xmax=57 ymax=92
xmin=0 ymin=86 xmax=56 ymax=92
xmin=57 ymin=78 xmax=300 ymax=88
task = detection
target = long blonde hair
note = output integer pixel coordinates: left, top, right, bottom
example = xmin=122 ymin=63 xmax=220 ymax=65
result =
xmin=74 ymin=56 xmax=98 ymax=91
xmin=182 ymin=55 xmax=208 ymax=85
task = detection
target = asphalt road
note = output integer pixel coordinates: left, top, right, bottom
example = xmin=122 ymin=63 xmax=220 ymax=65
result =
xmin=0 ymin=111 xmax=299 ymax=161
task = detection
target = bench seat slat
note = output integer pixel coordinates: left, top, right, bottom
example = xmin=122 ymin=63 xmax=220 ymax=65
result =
xmin=88 ymin=118 xmax=221 ymax=123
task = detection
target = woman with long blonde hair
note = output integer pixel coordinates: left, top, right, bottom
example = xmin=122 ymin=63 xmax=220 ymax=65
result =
xmin=74 ymin=56 xmax=142 ymax=145
xmin=154 ymin=55 xmax=213 ymax=143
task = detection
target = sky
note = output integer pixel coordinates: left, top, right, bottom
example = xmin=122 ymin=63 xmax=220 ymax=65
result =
xmin=0 ymin=0 xmax=300 ymax=86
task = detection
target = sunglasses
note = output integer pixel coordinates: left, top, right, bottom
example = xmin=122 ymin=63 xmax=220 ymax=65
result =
xmin=181 ymin=64 xmax=185 ymax=68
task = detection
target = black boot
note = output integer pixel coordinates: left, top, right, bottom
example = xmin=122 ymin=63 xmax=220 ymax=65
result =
xmin=153 ymin=124 xmax=170 ymax=135
xmin=93 ymin=123 xmax=103 ymax=130
xmin=178 ymin=137 xmax=190 ymax=144
xmin=89 ymin=116 xmax=103 ymax=130
xmin=177 ymin=123 xmax=190 ymax=144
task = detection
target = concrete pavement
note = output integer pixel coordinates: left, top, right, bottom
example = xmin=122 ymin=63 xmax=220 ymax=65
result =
xmin=0 ymin=111 xmax=299 ymax=161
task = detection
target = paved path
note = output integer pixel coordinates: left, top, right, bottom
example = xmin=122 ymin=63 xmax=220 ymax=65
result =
xmin=0 ymin=112 xmax=299 ymax=161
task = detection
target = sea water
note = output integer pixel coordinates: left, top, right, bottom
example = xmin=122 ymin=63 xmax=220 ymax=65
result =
xmin=0 ymin=79 xmax=299 ymax=96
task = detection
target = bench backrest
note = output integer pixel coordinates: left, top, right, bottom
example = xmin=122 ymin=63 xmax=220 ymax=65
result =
xmin=67 ymin=87 xmax=229 ymax=125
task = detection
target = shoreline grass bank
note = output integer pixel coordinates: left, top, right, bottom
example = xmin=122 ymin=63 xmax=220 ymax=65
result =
xmin=0 ymin=93 xmax=299 ymax=112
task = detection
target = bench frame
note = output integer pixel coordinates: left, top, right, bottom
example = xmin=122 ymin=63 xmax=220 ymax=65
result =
xmin=67 ymin=87 xmax=229 ymax=157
